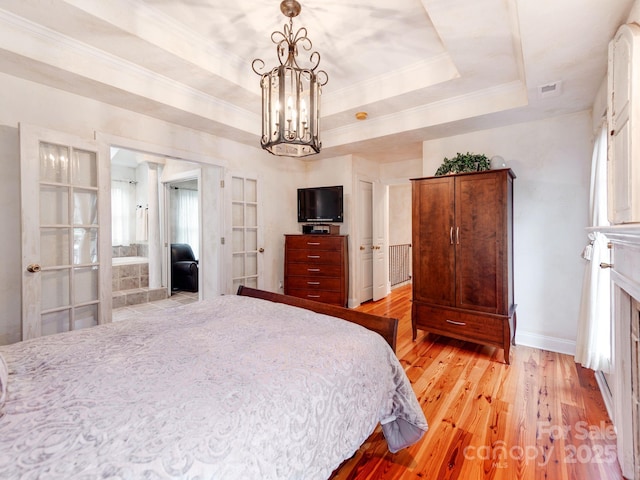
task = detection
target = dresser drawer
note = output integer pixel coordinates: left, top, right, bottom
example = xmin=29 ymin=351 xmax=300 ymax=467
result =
xmin=286 ymin=235 xmax=344 ymax=250
xmin=412 ymin=303 xmax=505 ymax=346
xmin=286 ymin=249 xmax=343 ymax=265
xmin=286 ymin=263 xmax=343 ymax=277
xmin=285 ymin=276 xmax=343 ymax=291
xmin=285 ymin=288 xmax=345 ymax=305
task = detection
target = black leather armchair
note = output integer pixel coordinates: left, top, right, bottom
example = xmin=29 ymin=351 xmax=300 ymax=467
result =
xmin=170 ymin=243 xmax=198 ymax=292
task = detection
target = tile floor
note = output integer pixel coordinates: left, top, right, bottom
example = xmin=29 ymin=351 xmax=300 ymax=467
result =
xmin=112 ymin=291 xmax=199 ymax=322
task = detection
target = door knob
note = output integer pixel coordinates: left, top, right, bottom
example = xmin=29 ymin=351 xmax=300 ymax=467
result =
xmin=26 ymin=263 xmax=41 ymax=273
xmin=600 ymin=262 xmax=613 ymax=269
xmin=258 ymin=247 xmax=264 ymax=253
xmin=360 ymin=246 xmax=365 ymax=250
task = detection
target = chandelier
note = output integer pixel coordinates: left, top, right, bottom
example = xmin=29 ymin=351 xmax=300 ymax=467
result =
xmin=252 ymin=0 xmax=328 ymax=157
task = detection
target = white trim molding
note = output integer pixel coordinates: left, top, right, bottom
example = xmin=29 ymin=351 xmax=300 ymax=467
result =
xmin=515 ymin=330 xmax=576 ymax=356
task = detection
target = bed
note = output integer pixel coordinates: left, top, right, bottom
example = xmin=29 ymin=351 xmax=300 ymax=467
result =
xmin=0 ymin=287 xmax=427 ymax=479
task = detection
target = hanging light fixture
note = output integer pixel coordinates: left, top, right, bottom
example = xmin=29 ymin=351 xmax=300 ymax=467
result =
xmin=252 ymin=0 xmax=328 ymax=157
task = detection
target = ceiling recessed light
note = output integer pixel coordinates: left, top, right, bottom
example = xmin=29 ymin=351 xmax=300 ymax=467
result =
xmin=355 ymin=112 xmax=368 ymax=120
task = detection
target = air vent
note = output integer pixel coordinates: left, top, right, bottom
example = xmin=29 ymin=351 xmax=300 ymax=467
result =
xmin=538 ymin=81 xmax=562 ymax=98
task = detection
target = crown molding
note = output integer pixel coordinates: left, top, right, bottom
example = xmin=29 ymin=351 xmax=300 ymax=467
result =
xmin=0 ymin=8 xmax=258 ymax=136
xmin=324 ymin=80 xmax=528 ymax=147
xmin=324 ymin=53 xmax=459 ymax=115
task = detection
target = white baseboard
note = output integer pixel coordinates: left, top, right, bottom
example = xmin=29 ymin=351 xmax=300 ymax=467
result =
xmin=515 ymin=330 xmax=576 ymax=356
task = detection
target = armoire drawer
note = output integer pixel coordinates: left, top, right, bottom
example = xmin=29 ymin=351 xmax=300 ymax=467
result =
xmin=412 ymin=303 xmax=505 ymax=346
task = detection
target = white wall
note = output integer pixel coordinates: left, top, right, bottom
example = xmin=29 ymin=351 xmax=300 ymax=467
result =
xmin=388 ymin=184 xmax=412 ymax=246
xmin=0 ymin=67 xmax=594 ymax=353
xmin=422 ymin=111 xmax=592 ymax=353
xmin=300 ymin=155 xmax=356 ymax=300
xmin=381 ymin=157 xmax=421 ymax=257
xmin=0 ymin=125 xmax=21 ymax=345
xmin=0 ymin=72 xmax=306 ymax=345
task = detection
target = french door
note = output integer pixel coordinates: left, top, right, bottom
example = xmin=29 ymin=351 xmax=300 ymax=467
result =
xmin=372 ymin=181 xmax=388 ymax=301
xmin=20 ymin=125 xmax=111 ymax=340
xmin=225 ymin=172 xmax=263 ymax=294
xmin=356 ymin=179 xmax=374 ymax=303
xmin=356 ymin=178 xmax=389 ymax=304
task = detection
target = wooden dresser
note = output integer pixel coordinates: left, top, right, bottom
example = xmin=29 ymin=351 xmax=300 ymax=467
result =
xmin=284 ymin=234 xmax=349 ymax=307
xmin=411 ymin=169 xmax=516 ymax=363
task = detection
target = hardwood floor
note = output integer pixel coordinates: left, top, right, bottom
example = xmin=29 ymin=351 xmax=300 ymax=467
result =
xmin=331 ymin=284 xmax=623 ymax=480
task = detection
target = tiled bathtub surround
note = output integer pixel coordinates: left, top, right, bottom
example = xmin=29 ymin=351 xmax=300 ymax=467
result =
xmin=111 ymin=243 xmax=166 ymax=307
xmin=112 ymin=291 xmax=198 ymax=322
xmin=112 ymin=287 xmax=167 ymax=309
xmin=112 ymin=262 xmax=149 ymax=292
xmin=112 ymin=243 xmax=148 ymax=258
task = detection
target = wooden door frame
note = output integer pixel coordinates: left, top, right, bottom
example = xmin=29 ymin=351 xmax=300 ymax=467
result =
xmin=96 ymin=132 xmax=225 ymax=300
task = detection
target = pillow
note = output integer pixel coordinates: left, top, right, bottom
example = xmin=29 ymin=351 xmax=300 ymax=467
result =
xmin=0 ymin=352 xmax=7 ymax=411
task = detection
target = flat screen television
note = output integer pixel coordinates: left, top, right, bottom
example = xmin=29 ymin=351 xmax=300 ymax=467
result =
xmin=297 ymin=185 xmax=344 ymax=223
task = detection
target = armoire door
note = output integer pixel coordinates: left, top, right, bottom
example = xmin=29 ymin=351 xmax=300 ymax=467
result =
xmin=412 ymin=176 xmax=455 ymax=306
xmin=455 ymin=172 xmax=504 ymax=314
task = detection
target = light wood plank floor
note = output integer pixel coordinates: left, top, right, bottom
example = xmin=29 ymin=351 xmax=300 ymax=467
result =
xmin=331 ymin=284 xmax=624 ymax=480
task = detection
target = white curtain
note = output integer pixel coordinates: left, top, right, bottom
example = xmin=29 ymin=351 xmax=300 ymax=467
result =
xmin=111 ymin=180 xmax=134 ymax=246
xmin=170 ymin=187 xmax=199 ymax=259
xmin=575 ymin=124 xmax=611 ymax=372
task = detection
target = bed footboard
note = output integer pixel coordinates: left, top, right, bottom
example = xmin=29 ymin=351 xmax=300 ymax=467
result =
xmin=236 ymin=286 xmax=398 ymax=352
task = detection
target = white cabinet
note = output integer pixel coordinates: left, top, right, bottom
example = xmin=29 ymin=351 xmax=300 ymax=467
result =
xmin=608 ymin=23 xmax=640 ymax=224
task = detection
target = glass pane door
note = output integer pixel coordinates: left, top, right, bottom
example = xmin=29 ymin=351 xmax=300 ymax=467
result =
xmin=21 ymin=125 xmax=106 ymax=340
xmin=229 ymin=175 xmax=261 ymax=293
xmin=39 ymin=143 xmax=99 ymax=335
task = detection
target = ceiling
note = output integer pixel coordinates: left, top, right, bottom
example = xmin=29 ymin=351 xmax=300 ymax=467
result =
xmin=0 ymin=0 xmax=634 ymax=162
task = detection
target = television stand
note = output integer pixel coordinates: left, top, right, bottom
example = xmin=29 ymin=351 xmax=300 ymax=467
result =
xmin=302 ymin=224 xmax=340 ymax=235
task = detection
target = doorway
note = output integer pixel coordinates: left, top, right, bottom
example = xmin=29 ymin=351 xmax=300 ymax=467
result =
xmin=110 ymin=147 xmax=207 ymax=308
xmin=356 ymin=179 xmax=374 ymax=303
xmin=166 ymin=176 xmax=201 ymax=298
xmin=355 ymin=178 xmax=389 ymax=305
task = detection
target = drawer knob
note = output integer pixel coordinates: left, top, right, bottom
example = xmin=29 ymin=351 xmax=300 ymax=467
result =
xmin=446 ymin=319 xmax=466 ymax=326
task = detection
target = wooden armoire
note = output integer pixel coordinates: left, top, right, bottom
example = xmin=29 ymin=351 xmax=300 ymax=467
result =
xmin=411 ymin=169 xmax=516 ymax=364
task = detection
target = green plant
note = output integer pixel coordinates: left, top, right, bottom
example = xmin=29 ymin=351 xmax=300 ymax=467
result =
xmin=434 ymin=152 xmax=490 ymax=176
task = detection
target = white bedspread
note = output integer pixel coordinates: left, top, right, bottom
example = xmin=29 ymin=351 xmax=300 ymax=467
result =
xmin=0 ymin=295 xmax=427 ymax=479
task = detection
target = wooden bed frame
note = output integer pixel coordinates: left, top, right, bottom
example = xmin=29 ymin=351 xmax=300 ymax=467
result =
xmin=236 ymin=286 xmax=399 ymax=352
